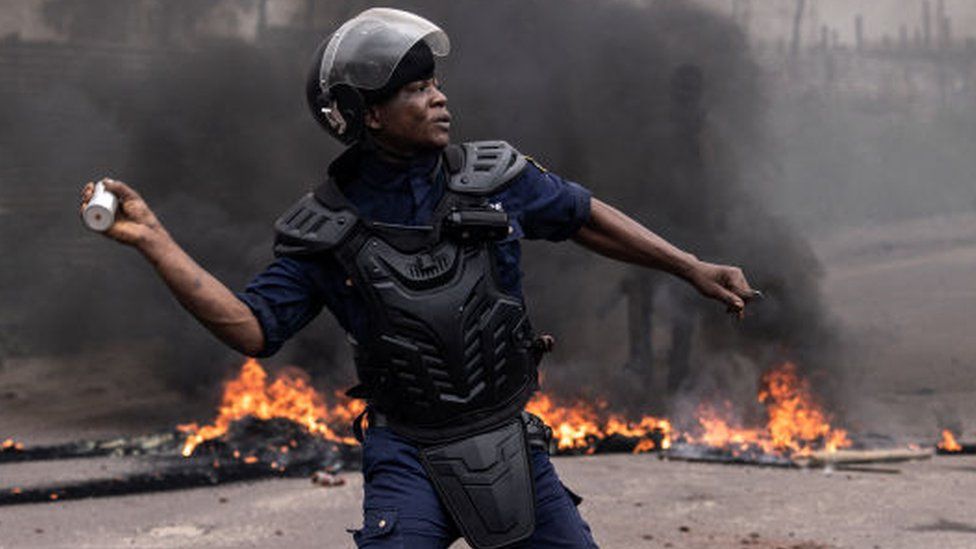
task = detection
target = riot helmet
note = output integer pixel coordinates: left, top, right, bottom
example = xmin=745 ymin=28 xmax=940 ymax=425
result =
xmin=306 ymin=8 xmax=450 ymax=144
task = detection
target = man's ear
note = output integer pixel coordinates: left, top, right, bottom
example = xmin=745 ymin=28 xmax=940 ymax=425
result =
xmin=364 ymin=105 xmax=383 ymax=131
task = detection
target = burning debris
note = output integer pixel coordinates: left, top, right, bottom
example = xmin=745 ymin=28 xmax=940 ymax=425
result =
xmin=936 ymin=429 xmax=976 ymax=455
xmin=939 ymin=429 xmax=962 ymax=452
xmin=524 ymin=362 xmax=931 ymax=469
xmin=1 ymin=438 xmax=24 ymax=453
xmin=180 ymin=358 xmax=851 ymax=467
xmin=524 ymin=393 xmax=672 ymax=454
xmin=0 ymin=361 xmax=362 ymax=506
xmin=671 ymin=362 xmax=851 ymax=465
xmin=526 ymin=361 xmax=853 ymax=466
xmin=177 ymin=358 xmax=364 ymax=458
xmin=0 ymin=358 xmax=940 ymax=505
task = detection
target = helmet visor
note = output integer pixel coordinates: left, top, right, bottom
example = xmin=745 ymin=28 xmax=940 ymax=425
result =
xmin=320 ymin=8 xmax=450 ymax=92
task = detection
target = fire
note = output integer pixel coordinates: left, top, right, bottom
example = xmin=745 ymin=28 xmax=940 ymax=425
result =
xmin=180 ymin=358 xmax=844 ymax=462
xmin=179 ymin=359 xmax=365 ymax=457
xmin=692 ymin=403 xmax=768 ymax=453
xmin=938 ymin=429 xmax=963 ymax=452
xmin=758 ymin=362 xmax=850 ymax=454
xmin=182 ymin=359 xmax=674 ymax=458
xmin=525 ymin=393 xmax=672 ymax=453
xmin=1 ymin=438 xmax=24 ymax=451
xmin=690 ymin=362 xmax=851 ymax=456
xmin=526 ymin=362 xmax=846 ymax=457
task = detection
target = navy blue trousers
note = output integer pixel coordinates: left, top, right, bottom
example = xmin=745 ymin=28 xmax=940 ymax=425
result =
xmin=351 ymin=426 xmax=599 ymax=548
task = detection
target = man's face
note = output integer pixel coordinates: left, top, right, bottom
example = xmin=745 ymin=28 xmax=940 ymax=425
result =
xmin=365 ymin=78 xmax=451 ymax=154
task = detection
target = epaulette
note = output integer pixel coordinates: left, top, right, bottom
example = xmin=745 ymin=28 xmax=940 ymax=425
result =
xmin=273 ymin=191 xmax=356 ymax=257
xmin=445 ymin=140 xmax=528 ymax=195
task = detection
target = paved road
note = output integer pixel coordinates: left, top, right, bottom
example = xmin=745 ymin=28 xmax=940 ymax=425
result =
xmin=2 ymin=452 xmax=975 ymax=548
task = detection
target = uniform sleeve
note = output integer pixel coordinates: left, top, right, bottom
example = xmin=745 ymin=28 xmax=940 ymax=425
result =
xmin=235 ymin=256 xmax=332 ymax=357
xmin=503 ymin=161 xmax=592 ymax=241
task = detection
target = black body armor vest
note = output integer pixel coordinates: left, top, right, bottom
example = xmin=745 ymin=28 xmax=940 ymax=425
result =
xmin=274 ymin=141 xmax=540 ymax=443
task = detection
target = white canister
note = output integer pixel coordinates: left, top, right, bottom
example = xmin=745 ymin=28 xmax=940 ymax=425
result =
xmin=83 ymin=181 xmax=119 ymax=232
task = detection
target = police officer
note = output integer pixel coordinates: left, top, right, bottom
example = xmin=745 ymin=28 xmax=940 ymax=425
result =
xmin=80 ymin=8 xmax=756 ymax=548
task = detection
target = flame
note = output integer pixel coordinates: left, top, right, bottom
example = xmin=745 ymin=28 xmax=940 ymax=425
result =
xmin=1 ymin=438 xmax=24 ymax=451
xmin=180 ymin=359 xmax=844 ymax=461
xmin=526 ymin=362 xmax=846 ymax=457
xmin=690 ymin=362 xmax=851 ymax=456
xmin=525 ymin=393 xmax=672 ymax=453
xmin=692 ymin=403 xmax=769 ymax=454
xmin=758 ymin=362 xmax=850 ymax=454
xmin=525 ymin=362 xmax=848 ymax=458
xmin=938 ymin=429 xmax=963 ymax=452
xmin=179 ymin=359 xmax=365 ymax=457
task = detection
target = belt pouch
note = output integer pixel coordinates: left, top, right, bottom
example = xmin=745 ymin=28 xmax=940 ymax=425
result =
xmin=418 ymin=418 xmax=535 ymax=549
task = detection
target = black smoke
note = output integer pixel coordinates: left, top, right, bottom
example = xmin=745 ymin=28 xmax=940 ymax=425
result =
xmin=0 ymin=0 xmax=838 ymax=421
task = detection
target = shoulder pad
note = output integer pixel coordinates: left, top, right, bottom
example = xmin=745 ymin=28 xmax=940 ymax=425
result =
xmin=273 ymin=193 xmax=356 ymax=257
xmin=447 ymin=140 xmax=528 ymax=195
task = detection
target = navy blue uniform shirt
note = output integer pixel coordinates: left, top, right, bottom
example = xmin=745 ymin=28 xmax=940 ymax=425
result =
xmin=237 ymin=146 xmax=592 ymax=357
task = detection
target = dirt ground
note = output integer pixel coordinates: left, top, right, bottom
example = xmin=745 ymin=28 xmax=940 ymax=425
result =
xmin=1 ymin=213 xmax=975 ymax=549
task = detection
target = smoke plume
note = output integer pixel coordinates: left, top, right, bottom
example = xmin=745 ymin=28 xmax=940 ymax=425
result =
xmin=1 ymin=0 xmax=841 ymax=420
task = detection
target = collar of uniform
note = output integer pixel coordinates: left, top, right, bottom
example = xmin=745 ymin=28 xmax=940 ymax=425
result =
xmin=327 ymin=144 xmax=363 ymax=185
xmin=359 ymin=148 xmax=440 ymax=192
xmin=324 ymin=143 xmax=446 ymax=225
xmin=328 ymin=142 xmax=443 ymax=184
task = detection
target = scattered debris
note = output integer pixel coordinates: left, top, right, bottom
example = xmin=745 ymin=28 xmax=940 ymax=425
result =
xmin=0 ymin=432 xmax=179 ymax=464
xmin=311 ymin=471 xmax=346 ymax=488
xmin=0 ymin=418 xmax=359 ymax=506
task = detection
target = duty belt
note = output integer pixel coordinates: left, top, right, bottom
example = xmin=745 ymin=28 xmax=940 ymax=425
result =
xmin=354 ymin=409 xmax=553 ymax=453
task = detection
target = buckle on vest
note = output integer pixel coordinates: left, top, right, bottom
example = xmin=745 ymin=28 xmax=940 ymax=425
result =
xmin=442 ymin=208 xmax=510 ymax=242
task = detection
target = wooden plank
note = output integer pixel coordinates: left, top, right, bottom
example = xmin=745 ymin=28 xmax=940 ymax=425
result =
xmin=793 ymin=448 xmax=933 ymax=467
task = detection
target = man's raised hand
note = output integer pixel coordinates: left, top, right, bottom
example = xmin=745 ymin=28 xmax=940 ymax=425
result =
xmin=80 ymin=179 xmax=166 ymax=248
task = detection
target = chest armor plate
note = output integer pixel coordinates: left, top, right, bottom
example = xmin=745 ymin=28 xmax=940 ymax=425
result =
xmin=274 ymin=141 xmax=536 ymax=442
xmin=343 ymin=219 xmax=536 ymax=441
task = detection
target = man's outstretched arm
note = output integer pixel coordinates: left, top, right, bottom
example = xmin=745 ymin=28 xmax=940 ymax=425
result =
xmin=80 ymin=179 xmax=265 ymax=355
xmin=573 ymin=197 xmax=756 ymax=315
